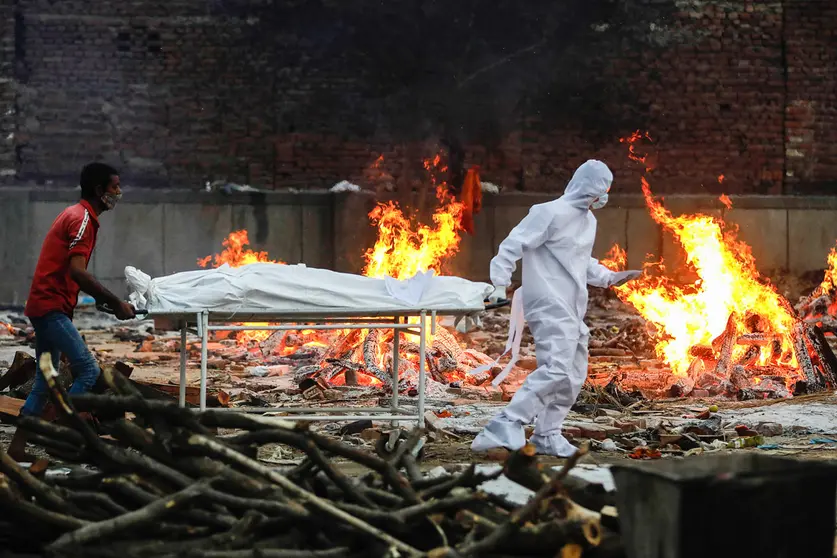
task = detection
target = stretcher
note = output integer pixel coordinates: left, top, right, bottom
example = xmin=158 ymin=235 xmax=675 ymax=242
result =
xmin=125 ymin=264 xmax=492 ymax=427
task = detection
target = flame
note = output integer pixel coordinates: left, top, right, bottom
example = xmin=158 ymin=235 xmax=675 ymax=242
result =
xmin=719 ymin=194 xmax=732 ymax=210
xmin=363 ymin=155 xmax=464 ymax=279
xmin=608 ymin=133 xmax=798 ymax=378
xmin=200 ymin=155 xmax=471 ymax=384
xmin=619 ymin=130 xmax=654 ymax=169
xmin=199 ymin=230 xmax=284 ymax=343
xmin=198 ymin=230 xmax=282 ymax=268
xmin=815 ymin=247 xmax=837 ymax=298
xmin=718 ymin=174 xmax=725 ymax=184
xmin=601 ymin=245 xmax=628 ymax=272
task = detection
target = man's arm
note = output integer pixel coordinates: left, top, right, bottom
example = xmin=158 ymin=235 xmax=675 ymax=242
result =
xmin=587 ymin=258 xmax=642 ymax=288
xmin=490 ymin=206 xmax=552 ymax=288
xmin=586 ymin=258 xmax=616 ymax=288
xmin=69 ymin=256 xmax=135 ymax=319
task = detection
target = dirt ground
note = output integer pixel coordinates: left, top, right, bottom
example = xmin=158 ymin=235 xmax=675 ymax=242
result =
xmin=2 ymin=274 xmax=837 ymax=473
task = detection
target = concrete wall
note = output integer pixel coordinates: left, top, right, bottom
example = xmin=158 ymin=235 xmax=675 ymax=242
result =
xmin=3 ymin=190 xmax=837 ymax=305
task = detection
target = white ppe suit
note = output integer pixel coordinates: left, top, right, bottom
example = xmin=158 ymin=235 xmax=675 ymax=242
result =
xmin=472 ymin=160 xmax=637 ymax=457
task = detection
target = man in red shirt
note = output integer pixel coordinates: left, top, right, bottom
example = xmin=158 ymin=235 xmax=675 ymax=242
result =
xmin=8 ymin=162 xmax=136 ymax=461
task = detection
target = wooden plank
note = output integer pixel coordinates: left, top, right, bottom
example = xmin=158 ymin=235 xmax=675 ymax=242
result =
xmin=0 ymin=395 xmax=25 ymax=419
xmin=133 ymin=381 xmax=230 ymax=408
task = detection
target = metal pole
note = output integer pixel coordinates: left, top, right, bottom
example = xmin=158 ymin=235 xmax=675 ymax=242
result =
xmin=391 ymin=317 xmax=400 ymax=427
xmin=199 ymin=311 xmax=208 ymax=412
xmin=179 ymin=322 xmax=187 ymax=408
xmin=207 ymin=323 xmax=418 ymax=332
xmin=418 ymin=310 xmax=426 ymax=428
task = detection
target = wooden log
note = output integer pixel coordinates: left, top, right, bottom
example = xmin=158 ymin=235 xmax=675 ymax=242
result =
xmin=736 ymin=333 xmax=776 ymax=346
xmin=791 ymin=322 xmax=821 ymax=390
xmin=456 ymin=445 xmax=589 ymax=555
xmin=735 ymin=345 xmax=760 ymax=367
xmin=668 ymin=376 xmax=694 ymax=398
xmin=47 ymin=480 xmax=210 ymax=550
xmin=810 ymin=325 xmax=837 ymax=387
xmin=186 ymin=435 xmax=423 ymax=557
xmin=132 ymin=381 xmax=231 ymax=408
xmin=362 ymin=330 xmax=393 ymax=387
xmin=0 ymin=395 xmax=24 ymax=420
xmin=0 ymin=475 xmax=87 ymax=533
xmin=714 ymin=313 xmax=739 ymax=377
xmin=0 ymin=351 xmax=35 ymax=391
xmin=688 ymin=345 xmax=715 ymax=360
xmin=685 ymin=358 xmax=705 ymax=380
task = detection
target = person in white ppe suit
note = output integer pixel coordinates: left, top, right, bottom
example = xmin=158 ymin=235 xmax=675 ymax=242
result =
xmin=472 ymin=160 xmax=641 ymax=457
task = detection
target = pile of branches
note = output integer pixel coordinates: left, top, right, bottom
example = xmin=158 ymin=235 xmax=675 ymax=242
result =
xmin=0 ymin=354 xmax=622 ymax=558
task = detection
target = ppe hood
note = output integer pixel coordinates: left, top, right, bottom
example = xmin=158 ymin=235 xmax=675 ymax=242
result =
xmin=560 ymin=160 xmax=613 ymax=210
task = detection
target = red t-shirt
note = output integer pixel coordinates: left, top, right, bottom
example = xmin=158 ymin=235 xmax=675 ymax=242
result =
xmin=25 ymin=200 xmax=100 ymax=318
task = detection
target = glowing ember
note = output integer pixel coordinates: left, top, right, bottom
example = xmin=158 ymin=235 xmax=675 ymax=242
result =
xmin=608 ymin=133 xmax=800 ymax=383
xmin=198 ymin=230 xmax=282 ymax=268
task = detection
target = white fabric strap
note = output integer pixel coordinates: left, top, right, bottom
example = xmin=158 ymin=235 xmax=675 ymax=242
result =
xmin=467 ymin=288 xmax=525 ymax=386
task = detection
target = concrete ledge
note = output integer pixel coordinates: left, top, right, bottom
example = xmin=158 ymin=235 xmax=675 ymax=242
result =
xmin=22 ymin=187 xmax=334 ymax=206
xmin=2 ymin=189 xmax=836 ymax=304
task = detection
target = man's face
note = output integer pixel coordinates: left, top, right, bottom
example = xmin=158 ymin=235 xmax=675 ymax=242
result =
xmin=106 ymin=175 xmax=121 ymax=195
xmin=99 ymin=175 xmax=122 ymax=210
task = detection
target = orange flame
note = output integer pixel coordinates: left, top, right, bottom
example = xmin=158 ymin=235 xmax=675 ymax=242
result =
xmin=199 ymin=230 xmax=284 ymax=343
xmin=363 ymin=155 xmax=464 ymax=279
xmin=198 ymin=230 xmax=283 ymax=268
xmin=609 ymin=133 xmax=798 ymax=377
xmin=818 ymin=247 xmax=837 ymax=296
xmin=719 ymin=194 xmax=733 ymax=210
xmin=601 ymin=244 xmax=628 ymax=272
xmin=619 ymin=130 xmax=654 ymax=170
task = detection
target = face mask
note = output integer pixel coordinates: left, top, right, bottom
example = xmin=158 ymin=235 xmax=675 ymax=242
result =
xmin=101 ymin=192 xmax=122 ymax=210
xmin=590 ymin=193 xmax=608 ymax=210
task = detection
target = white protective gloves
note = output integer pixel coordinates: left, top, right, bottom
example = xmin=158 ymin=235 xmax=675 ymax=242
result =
xmin=487 ymin=285 xmax=507 ymax=303
xmin=457 ymin=285 xmax=506 ymax=333
xmin=611 ymin=270 xmax=642 ymax=287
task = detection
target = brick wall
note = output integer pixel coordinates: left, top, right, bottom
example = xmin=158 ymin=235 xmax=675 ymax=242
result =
xmin=2 ymin=0 xmax=837 ymax=194
xmin=784 ymin=0 xmax=837 ymax=195
xmin=0 ymin=0 xmax=15 ymax=179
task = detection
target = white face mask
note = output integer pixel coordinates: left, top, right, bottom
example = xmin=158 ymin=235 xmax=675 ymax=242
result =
xmin=590 ymin=193 xmax=608 ymax=210
xmin=101 ymin=192 xmax=122 ymax=210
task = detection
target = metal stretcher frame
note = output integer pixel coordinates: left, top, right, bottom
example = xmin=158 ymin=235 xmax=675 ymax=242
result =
xmin=149 ymin=306 xmax=482 ymax=428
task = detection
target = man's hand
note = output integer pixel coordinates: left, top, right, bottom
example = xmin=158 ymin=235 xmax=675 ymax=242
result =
xmin=487 ymin=285 xmax=507 ymax=303
xmin=611 ymin=270 xmax=642 ymax=288
xmin=113 ymin=301 xmax=137 ymax=320
xmin=69 ymin=255 xmax=136 ymax=319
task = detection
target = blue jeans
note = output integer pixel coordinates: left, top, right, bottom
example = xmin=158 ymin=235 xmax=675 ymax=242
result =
xmin=21 ymin=312 xmax=100 ymax=417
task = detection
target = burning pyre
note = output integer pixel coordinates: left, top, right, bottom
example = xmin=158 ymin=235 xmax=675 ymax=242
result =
xmin=601 ymin=133 xmax=837 ymax=399
xmin=196 ymin=160 xmax=498 ymax=393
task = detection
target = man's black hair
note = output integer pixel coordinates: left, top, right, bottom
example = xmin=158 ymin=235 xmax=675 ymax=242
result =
xmin=79 ymin=162 xmax=118 ymax=199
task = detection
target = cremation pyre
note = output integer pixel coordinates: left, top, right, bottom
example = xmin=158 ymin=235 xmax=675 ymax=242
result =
xmin=597 ymin=132 xmax=837 ymax=400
